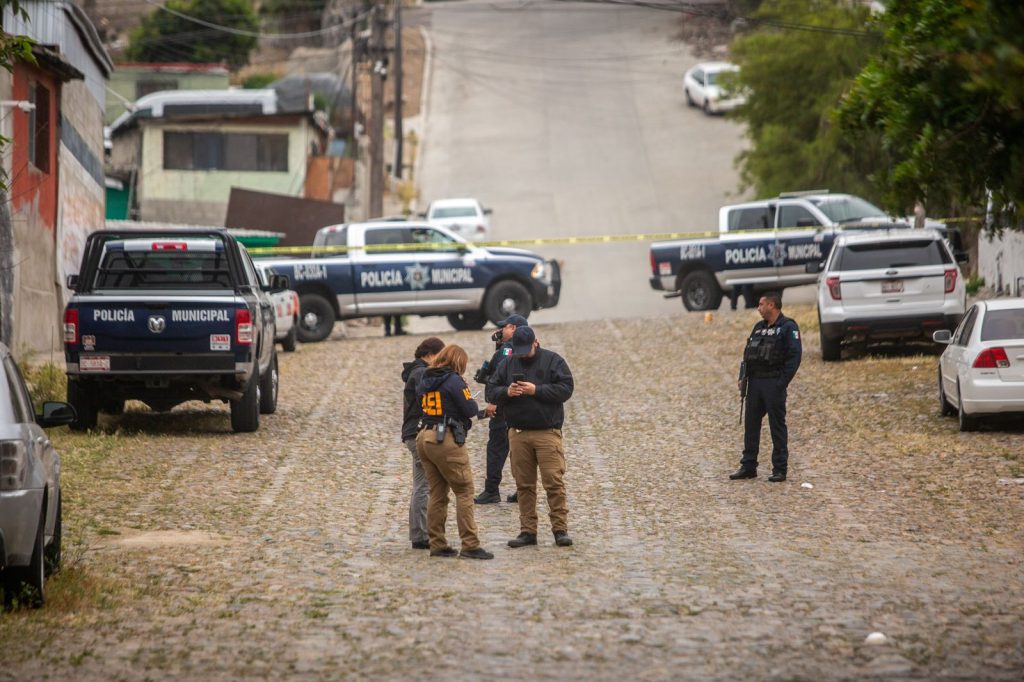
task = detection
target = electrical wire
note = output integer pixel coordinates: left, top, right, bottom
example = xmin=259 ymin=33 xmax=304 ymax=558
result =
xmin=141 ymin=0 xmax=372 ymax=40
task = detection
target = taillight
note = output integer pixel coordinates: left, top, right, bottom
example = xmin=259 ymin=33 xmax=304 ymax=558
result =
xmin=944 ymin=268 xmax=957 ymax=294
xmin=0 ymin=441 xmax=28 ymax=490
xmin=650 ymin=252 xmax=657 ymax=275
xmin=973 ymin=347 xmax=1009 ymax=369
xmin=64 ymin=308 xmax=79 ymax=344
xmin=826 ymin=276 xmax=842 ymax=300
xmin=235 ymin=308 xmax=253 ymax=345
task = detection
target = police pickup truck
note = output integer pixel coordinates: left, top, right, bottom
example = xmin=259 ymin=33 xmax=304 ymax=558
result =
xmin=63 ymin=229 xmax=284 ymax=433
xmin=649 ymin=191 xmax=966 ymax=311
xmin=263 ymin=220 xmax=561 ymax=342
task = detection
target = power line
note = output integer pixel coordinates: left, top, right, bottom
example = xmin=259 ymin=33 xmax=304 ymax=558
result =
xmin=141 ymin=0 xmax=372 ymax=40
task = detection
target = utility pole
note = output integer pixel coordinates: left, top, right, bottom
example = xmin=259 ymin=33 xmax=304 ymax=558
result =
xmin=393 ymin=0 xmax=404 ymax=179
xmin=368 ymin=3 xmax=386 ymax=219
xmin=349 ymin=9 xmax=359 ymax=161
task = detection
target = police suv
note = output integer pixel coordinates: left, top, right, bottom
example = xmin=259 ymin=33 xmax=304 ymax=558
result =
xmin=63 ymin=229 xmax=283 ymax=433
xmin=263 ymin=220 xmax=561 ymax=342
xmin=649 ymin=191 xmax=967 ymax=311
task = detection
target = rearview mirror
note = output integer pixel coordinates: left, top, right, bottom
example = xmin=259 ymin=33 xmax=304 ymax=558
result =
xmin=66 ymin=274 xmax=79 ymax=290
xmin=932 ymin=329 xmax=952 ymax=344
xmin=483 ymin=207 xmax=493 ymax=216
xmin=955 ymin=251 xmax=969 ymax=264
xmin=805 ymin=261 xmax=824 ymax=274
xmin=269 ymin=274 xmax=290 ymax=291
xmin=38 ymin=401 xmax=77 ymax=428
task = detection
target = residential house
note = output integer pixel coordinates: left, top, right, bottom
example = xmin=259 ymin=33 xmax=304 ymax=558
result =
xmin=108 ymin=88 xmax=332 ymax=226
xmin=105 ymin=62 xmax=230 ymax=125
xmin=0 ymin=0 xmax=112 ymax=356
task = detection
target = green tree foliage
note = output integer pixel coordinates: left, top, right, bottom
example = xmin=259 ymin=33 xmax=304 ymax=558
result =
xmin=125 ymin=0 xmax=258 ymax=70
xmin=838 ymin=1 xmax=1024 ymax=228
xmin=729 ymin=0 xmax=887 ymax=201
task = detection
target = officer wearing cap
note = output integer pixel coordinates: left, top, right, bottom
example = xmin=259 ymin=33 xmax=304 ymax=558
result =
xmin=486 ymin=326 xmax=575 ymax=548
xmin=473 ymin=314 xmax=529 ymax=505
xmin=730 ymin=291 xmax=802 ymax=482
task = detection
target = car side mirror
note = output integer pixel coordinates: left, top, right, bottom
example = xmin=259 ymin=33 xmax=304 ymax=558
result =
xmin=483 ymin=207 xmax=493 ymax=216
xmin=955 ymin=251 xmax=969 ymax=264
xmin=805 ymin=261 xmax=823 ymax=274
xmin=66 ymin=274 xmax=79 ymax=290
xmin=37 ymin=401 xmax=77 ymax=428
xmin=932 ymin=329 xmax=952 ymax=344
xmin=269 ymin=274 xmax=290 ymax=291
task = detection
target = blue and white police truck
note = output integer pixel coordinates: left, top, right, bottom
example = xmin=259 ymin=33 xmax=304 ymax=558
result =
xmin=63 ymin=229 xmax=283 ymax=433
xmin=649 ymin=191 xmax=966 ymax=311
xmin=263 ymin=220 xmax=562 ymax=342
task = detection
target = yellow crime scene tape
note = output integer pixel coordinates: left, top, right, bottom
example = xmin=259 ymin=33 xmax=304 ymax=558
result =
xmin=246 ymin=216 xmax=981 ymax=257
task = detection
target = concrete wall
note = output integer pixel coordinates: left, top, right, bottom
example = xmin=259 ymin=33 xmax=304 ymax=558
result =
xmin=978 ymin=229 xmax=1024 ymax=297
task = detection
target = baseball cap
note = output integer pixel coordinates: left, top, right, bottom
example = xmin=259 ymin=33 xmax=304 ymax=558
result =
xmin=510 ymin=325 xmax=536 ymax=355
xmin=496 ymin=314 xmax=529 ymax=328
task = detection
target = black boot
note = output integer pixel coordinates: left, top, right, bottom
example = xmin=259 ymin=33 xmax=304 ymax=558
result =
xmin=553 ymin=530 xmax=573 ymax=547
xmin=507 ymin=532 xmax=537 ymax=548
xmin=767 ymin=471 xmax=787 ymax=482
xmin=460 ymin=547 xmax=494 ymax=560
xmin=729 ymin=467 xmax=757 ymax=480
xmin=474 ymin=490 xmax=501 ymax=504
xmin=506 ymin=492 xmax=518 ymax=503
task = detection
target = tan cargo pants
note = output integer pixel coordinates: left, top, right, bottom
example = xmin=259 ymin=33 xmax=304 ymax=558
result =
xmin=416 ymin=426 xmax=481 ymax=552
xmin=508 ymin=428 xmax=568 ymax=535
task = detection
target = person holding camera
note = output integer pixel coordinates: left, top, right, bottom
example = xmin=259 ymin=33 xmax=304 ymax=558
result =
xmin=473 ymin=314 xmax=530 ymax=505
xmin=730 ymin=291 xmax=802 ymax=483
xmin=416 ymin=345 xmax=494 ymax=560
xmin=401 ymin=336 xmax=445 ymax=550
xmin=486 ymin=326 xmax=575 ymax=548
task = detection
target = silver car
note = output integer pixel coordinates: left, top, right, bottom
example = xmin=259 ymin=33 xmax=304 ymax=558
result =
xmin=0 ymin=343 xmax=76 ymax=607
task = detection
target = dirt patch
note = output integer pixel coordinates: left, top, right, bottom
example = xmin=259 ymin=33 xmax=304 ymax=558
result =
xmin=676 ymin=5 xmax=737 ymax=59
xmin=100 ymin=530 xmax=225 ymax=549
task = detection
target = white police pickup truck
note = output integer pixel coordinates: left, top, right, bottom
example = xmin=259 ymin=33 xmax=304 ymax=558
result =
xmin=649 ymin=191 xmax=966 ymax=311
xmin=62 ymin=229 xmax=283 ymax=433
xmin=263 ymin=220 xmax=562 ymax=342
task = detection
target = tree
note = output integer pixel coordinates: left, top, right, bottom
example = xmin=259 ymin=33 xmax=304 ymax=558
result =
xmin=728 ymin=0 xmax=887 ymax=201
xmin=838 ymin=1 xmax=1024 ymax=229
xmin=125 ymin=0 xmax=258 ymax=70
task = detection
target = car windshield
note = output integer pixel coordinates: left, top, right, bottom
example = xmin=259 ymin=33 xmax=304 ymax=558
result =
xmin=836 ymin=239 xmax=951 ymax=270
xmin=812 ymin=197 xmax=887 ymax=223
xmin=431 ymin=206 xmax=476 ymax=219
xmin=980 ymin=309 xmax=1024 ymax=341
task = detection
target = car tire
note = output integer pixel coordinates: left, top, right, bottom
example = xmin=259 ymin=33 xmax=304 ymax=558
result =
xmin=100 ymin=397 xmax=125 ymax=415
xmin=231 ymin=371 xmax=260 ymax=433
xmin=685 ymin=88 xmax=695 ymax=107
xmin=259 ymin=352 xmax=279 ymax=415
xmin=702 ymin=99 xmax=710 ymax=115
xmin=679 ymin=271 xmax=723 ymax=311
xmin=67 ymin=380 xmax=98 ymax=432
xmin=938 ymin=367 xmax=955 ymax=417
xmin=956 ymin=382 xmax=977 ymax=432
xmin=297 ymin=294 xmax=335 ymax=343
xmin=4 ymin=506 xmax=46 ymax=609
xmin=820 ymin=332 xmax=841 ymax=362
xmin=483 ymin=280 xmax=533 ymax=325
xmin=281 ymin=323 xmax=298 ymax=352
xmin=447 ymin=311 xmax=487 ymax=331
xmin=44 ymin=492 xmax=62 ymax=577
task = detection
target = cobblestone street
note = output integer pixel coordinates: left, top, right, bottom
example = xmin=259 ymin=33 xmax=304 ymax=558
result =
xmin=3 ymin=307 xmax=1023 ymax=680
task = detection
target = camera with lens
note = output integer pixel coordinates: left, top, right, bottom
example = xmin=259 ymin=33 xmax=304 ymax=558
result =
xmin=490 ymin=328 xmax=503 ymax=343
xmin=473 ymin=359 xmax=491 ymax=384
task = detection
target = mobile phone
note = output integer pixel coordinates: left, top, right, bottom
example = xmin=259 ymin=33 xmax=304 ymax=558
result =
xmin=511 ymin=372 xmax=525 ymax=383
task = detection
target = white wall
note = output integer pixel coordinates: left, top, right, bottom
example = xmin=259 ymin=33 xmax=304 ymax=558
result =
xmin=978 ymin=230 xmax=1024 ymax=297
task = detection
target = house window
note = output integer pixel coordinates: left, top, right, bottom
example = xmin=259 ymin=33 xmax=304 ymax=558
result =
xmin=163 ymin=132 xmax=288 ymax=172
xmin=136 ymin=79 xmax=178 ymax=98
xmin=28 ymin=82 xmax=51 ymax=173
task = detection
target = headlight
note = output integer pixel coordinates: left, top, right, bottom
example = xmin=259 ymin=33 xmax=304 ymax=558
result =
xmin=0 ymin=440 xmax=28 ymax=490
xmin=531 ymin=262 xmax=546 ymax=279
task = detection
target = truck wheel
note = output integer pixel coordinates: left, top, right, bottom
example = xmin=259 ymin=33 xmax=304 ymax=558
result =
xmin=231 ymin=371 xmax=260 ymax=433
xmin=100 ymin=397 xmax=125 ymax=415
xmin=679 ymin=271 xmax=722 ymax=311
xmin=67 ymin=381 xmax=98 ymax=432
xmin=44 ymin=492 xmax=62 ymax=577
xmin=483 ymin=280 xmax=533 ymax=325
xmin=447 ymin=311 xmax=487 ymax=331
xmin=259 ymin=352 xmax=279 ymax=415
xmin=281 ymin=323 xmax=298 ymax=352
xmin=297 ymin=294 xmax=335 ymax=343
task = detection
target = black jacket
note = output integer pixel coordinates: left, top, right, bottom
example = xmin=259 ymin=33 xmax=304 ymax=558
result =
xmin=401 ymin=358 xmax=428 ymax=441
xmin=486 ymin=347 xmax=574 ymax=429
xmin=742 ymin=313 xmax=802 ymax=385
xmin=417 ymin=368 xmax=479 ymax=430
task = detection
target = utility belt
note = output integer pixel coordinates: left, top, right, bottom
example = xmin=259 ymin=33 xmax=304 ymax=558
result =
xmin=419 ymin=418 xmax=467 ymax=445
xmin=747 ymin=370 xmax=782 ymax=379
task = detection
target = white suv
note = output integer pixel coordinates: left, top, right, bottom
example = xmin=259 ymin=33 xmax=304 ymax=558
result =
xmin=811 ymin=229 xmax=966 ymax=361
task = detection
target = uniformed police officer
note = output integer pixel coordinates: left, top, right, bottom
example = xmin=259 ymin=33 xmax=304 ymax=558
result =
xmin=416 ymin=345 xmax=494 ymax=560
xmin=473 ymin=314 xmax=529 ymax=505
xmin=730 ymin=291 xmax=802 ymax=482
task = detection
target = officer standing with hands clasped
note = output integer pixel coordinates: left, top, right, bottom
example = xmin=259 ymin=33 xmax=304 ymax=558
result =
xmin=473 ymin=314 xmax=529 ymax=505
xmin=730 ymin=291 xmax=802 ymax=482
xmin=486 ymin=326 xmax=575 ymax=548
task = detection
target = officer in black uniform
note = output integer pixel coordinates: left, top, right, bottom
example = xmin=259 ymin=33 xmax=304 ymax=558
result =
xmin=730 ymin=291 xmax=802 ymax=482
xmin=473 ymin=314 xmax=529 ymax=504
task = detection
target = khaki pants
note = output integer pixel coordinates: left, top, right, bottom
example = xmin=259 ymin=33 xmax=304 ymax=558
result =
xmin=508 ymin=428 xmax=567 ymax=535
xmin=416 ymin=427 xmax=481 ymax=551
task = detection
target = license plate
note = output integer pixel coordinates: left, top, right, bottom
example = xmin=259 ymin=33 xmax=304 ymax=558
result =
xmin=210 ymin=334 xmax=231 ymax=351
xmin=80 ymin=355 xmax=110 ymax=372
xmin=881 ymin=279 xmax=904 ymax=294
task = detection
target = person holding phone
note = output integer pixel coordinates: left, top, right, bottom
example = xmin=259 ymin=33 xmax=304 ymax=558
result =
xmin=401 ymin=336 xmax=445 ymax=550
xmin=485 ymin=326 xmax=575 ymax=548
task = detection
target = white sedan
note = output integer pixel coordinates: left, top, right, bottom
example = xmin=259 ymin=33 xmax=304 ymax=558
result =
xmin=683 ymin=61 xmax=745 ymax=115
xmin=933 ymin=298 xmax=1024 ymax=431
xmin=423 ymin=198 xmax=492 ymax=240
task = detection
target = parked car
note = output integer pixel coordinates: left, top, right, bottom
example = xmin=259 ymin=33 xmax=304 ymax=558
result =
xmin=0 ymin=343 xmax=76 ymax=608
xmin=256 ymin=262 xmax=299 ymax=352
xmin=933 ymin=299 xmax=1024 ymax=431
xmin=683 ymin=61 xmax=745 ymax=114
xmin=811 ymin=229 xmax=966 ymax=361
xmin=423 ymin=198 xmax=492 ymax=240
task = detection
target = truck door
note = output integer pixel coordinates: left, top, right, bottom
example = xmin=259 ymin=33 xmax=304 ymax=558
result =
xmin=774 ymin=202 xmax=829 ymax=286
xmin=405 ymin=226 xmax=482 ymax=313
xmin=720 ymin=203 xmax=778 ymax=287
xmin=353 ymin=226 xmax=426 ymax=314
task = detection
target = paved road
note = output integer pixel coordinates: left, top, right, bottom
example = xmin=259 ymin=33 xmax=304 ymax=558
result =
xmin=412 ymin=0 xmax=760 ymax=332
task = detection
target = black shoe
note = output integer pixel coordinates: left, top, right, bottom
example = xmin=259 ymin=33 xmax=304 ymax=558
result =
xmin=729 ymin=467 xmax=757 ymax=480
xmin=507 ymin=532 xmax=537 ymax=548
xmin=768 ymin=472 xmax=787 ymax=482
xmin=460 ymin=547 xmax=494 ymax=560
xmin=553 ymin=530 xmax=573 ymax=547
xmin=506 ymin=492 xmax=518 ymax=503
xmin=429 ymin=547 xmax=458 ymax=557
xmin=474 ymin=490 xmax=501 ymax=504
xmin=411 ymin=540 xmax=429 ymax=550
